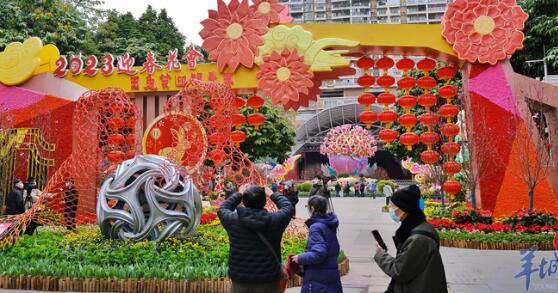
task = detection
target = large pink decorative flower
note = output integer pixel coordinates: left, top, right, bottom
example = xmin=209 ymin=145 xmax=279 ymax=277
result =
xmin=442 ymin=0 xmax=528 ymax=65
xmin=257 ymin=48 xmax=314 ymax=106
xmin=320 ymin=125 xmax=378 ymax=158
xmin=250 ymin=0 xmax=287 ymax=25
xmin=199 ymin=0 xmax=268 ymax=72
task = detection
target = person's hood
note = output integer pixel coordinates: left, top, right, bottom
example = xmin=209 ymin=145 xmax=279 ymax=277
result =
xmin=237 ymin=207 xmax=271 ymax=231
xmin=306 ymin=213 xmax=339 ymax=230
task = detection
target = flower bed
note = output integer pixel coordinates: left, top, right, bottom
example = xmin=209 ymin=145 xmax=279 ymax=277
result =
xmin=0 ymin=221 xmax=350 ymax=292
xmin=427 ymin=205 xmax=558 ymax=250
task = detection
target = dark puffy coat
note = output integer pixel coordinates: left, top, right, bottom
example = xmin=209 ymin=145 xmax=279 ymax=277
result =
xmin=374 ymin=222 xmax=448 ymax=293
xmin=218 ymin=192 xmax=294 ymax=283
xmin=5 ymin=188 xmax=25 ymax=215
xmin=298 ymin=213 xmax=342 ymax=293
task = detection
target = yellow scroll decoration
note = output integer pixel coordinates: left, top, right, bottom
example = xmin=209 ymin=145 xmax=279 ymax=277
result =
xmin=256 ymin=25 xmax=358 ymax=72
xmin=0 ymin=37 xmax=43 ymax=86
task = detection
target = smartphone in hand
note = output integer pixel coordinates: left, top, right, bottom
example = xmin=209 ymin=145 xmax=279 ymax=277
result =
xmin=372 ymin=230 xmax=388 ymax=251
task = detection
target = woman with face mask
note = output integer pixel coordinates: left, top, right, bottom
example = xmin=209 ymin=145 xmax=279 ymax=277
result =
xmin=292 ymin=195 xmax=342 ymax=293
xmin=374 ymin=185 xmax=448 ymax=293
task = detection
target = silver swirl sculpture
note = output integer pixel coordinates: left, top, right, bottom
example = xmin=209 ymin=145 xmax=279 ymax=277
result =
xmin=97 ymin=155 xmax=201 ymax=241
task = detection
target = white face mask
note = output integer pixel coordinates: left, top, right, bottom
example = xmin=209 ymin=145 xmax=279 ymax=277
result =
xmin=16 ymin=182 xmax=24 ymax=189
xmin=389 ymin=207 xmax=401 ymax=223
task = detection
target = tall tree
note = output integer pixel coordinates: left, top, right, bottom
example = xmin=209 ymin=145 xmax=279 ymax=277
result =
xmin=238 ymin=105 xmax=296 ymax=163
xmin=512 ymin=0 xmax=558 ymax=78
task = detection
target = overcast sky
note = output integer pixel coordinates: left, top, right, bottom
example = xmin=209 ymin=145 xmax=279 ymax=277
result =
xmin=102 ymin=0 xmax=217 ymax=44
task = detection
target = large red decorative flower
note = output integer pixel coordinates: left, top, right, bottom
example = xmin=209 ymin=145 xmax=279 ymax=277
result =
xmin=250 ymin=0 xmax=286 ymax=25
xmin=442 ymin=0 xmax=528 ymax=65
xmin=199 ymin=0 xmax=268 ymax=72
xmin=257 ymin=48 xmax=314 ymax=106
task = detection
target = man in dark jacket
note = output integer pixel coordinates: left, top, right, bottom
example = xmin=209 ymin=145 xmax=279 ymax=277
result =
xmin=5 ymin=179 xmax=25 ymax=215
xmin=374 ymin=185 xmax=448 ymax=293
xmin=218 ymin=184 xmax=294 ymax=293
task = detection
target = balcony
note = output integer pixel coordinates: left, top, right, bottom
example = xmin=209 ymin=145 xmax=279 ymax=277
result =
xmin=332 ymin=12 xmax=351 ymax=18
xmin=427 ymin=5 xmax=447 ymax=13
xmin=351 ymin=8 xmax=370 ymax=16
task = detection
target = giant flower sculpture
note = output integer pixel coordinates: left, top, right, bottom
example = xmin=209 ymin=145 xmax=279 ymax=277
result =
xmin=320 ymin=125 xmax=377 ymax=175
xmin=442 ymin=0 xmax=528 ymax=65
xmin=199 ymin=0 xmax=268 ymax=72
xmin=257 ymin=48 xmax=314 ymax=105
xmin=250 ymin=0 xmax=287 ymax=25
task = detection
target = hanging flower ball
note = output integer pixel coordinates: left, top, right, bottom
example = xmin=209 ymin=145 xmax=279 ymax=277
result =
xmin=441 ymin=0 xmax=528 ymax=65
xmin=320 ymin=124 xmax=377 ymax=158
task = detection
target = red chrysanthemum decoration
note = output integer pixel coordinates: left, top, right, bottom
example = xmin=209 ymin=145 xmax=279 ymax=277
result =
xmin=250 ymin=0 xmax=286 ymax=25
xmin=257 ymin=48 xmax=314 ymax=106
xmin=199 ymin=0 xmax=268 ymax=72
xmin=442 ymin=0 xmax=528 ymax=65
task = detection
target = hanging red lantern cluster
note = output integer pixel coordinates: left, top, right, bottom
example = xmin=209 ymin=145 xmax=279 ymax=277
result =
xmin=247 ymin=95 xmax=265 ymax=130
xmin=375 ymin=57 xmax=398 ymax=144
xmin=231 ymin=96 xmax=247 ymax=146
xmin=107 ymin=102 xmax=137 ymax=163
xmin=395 ymin=57 xmax=418 ymax=150
xmin=415 ymin=58 xmax=441 ymax=164
xmin=356 ymin=56 xmax=378 ymax=128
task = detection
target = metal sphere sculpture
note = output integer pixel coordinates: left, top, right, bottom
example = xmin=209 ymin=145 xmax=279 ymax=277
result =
xmin=97 ymin=155 xmax=201 ymax=241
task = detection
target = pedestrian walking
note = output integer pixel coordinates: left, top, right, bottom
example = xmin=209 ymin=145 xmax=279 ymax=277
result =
xmin=335 ymin=181 xmax=341 ymax=197
xmin=343 ymin=182 xmax=350 ymax=197
xmin=374 ymin=185 xmax=448 ymax=293
xmin=5 ymin=179 xmax=25 ymax=216
xmin=218 ymin=185 xmax=294 ymax=293
xmin=354 ymin=182 xmax=360 ymax=197
xmin=292 ymin=195 xmax=342 ymax=293
xmin=359 ymin=180 xmax=366 ymax=197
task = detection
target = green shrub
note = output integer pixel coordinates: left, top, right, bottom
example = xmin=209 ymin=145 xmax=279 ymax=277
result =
xmin=438 ymin=230 xmax=555 ymax=243
xmin=502 ymin=209 xmax=557 ymax=228
xmin=376 ymin=180 xmax=395 ymax=193
xmin=296 ymin=181 xmax=313 ymax=192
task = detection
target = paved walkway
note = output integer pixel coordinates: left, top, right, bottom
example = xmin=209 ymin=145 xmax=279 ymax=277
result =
xmin=288 ymin=197 xmax=558 ymax=293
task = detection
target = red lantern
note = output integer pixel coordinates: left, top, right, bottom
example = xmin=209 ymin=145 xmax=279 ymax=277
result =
xmin=126 ymin=119 xmax=136 ymax=129
xmin=231 ymin=130 xmax=247 ymax=146
xmin=125 ymin=134 xmax=135 ymax=146
xmin=377 ymin=75 xmax=395 ymax=88
xmin=232 ymin=113 xmax=246 ymax=128
xmin=359 ymin=111 xmax=377 ymax=128
xmin=358 ymin=93 xmax=376 ymax=108
xmin=420 ymin=131 xmax=440 ymax=146
xmin=107 ymin=134 xmax=125 ymax=145
xmin=110 ymin=102 xmax=124 ymax=115
xmin=418 ymin=94 xmax=437 ymax=109
xmin=443 ymin=161 xmax=462 ymax=175
xmin=419 ymin=112 xmax=439 ymax=127
xmin=397 ymin=77 xmax=416 ymax=90
xmin=440 ymin=123 xmax=460 ymax=137
xmin=379 ymin=110 xmax=398 ymax=126
xmin=376 ymin=57 xmax=394 ymax=70
xmin=379 ymin=129 xmax=399 ymax=143
xmin=438 ymin=85 xmax=457 ymax=99
xmin=439 ymin=104 xmax=459 ymax=121
xmin=247 ymin=113 xmax=265 ymax=129
xmin=396 ymin=58 xmax=415 ymax=72
xmin=417 ymin=76 xmax=437 ymax=90
xmin=208 ymin=149 xmax=227 ymax=165
xmin=357 ymin=74 xmax=376 ymax=88
xmin=441 ymin=142 xmax=461 ymax=156
xmin=443 ymin=180 xmax=462 ymax=195
xmin=377 ymin=93 xmax=396 ymax=106
xmin=125 ymin=150 xmax=135 ymax=160
xmin=234 ymin=97 xmax=246 ymax=110
xmin=397 ymin=95 xmax=417 ymax=110
xmin=247 ymin=95 xmax=265 ymax=111
xmin=421 ymin=150 xmax=441 ymax=164
xmin=357 ymin=56 xmax=375 ymax=70
xmin=437 ymin=66 xmax=457 ymax=81
xmin=107 ymin=118 xmax=124 ymax=131
xmin=398 ymin=113 xmax=418 ymax=129
xmin=209 ymin=133 xmax=226 ymax=145
xmin=400 ymin=132 xmax=419 ymax=150
xmin=417 ymin=58 xmax=436 ymax=72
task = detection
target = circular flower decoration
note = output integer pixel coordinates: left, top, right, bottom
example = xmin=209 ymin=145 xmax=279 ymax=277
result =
xmin=257 ymin=48 xmax=314 ymax=106
xmin=320 ymin=124 xmax=378 ymax=158
xmin=199 ymin=0 xmax=268 ymax=72
xmin=250 ymin=0 xmax=287 ymax=25
xmin=442 ymin=0 xmax=528 ymax=65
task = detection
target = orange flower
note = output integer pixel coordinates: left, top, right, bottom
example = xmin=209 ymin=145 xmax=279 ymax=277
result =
xmin=199 ymin=0 xmax=268 ymax=72
xmin=250 ymin=0 xmax=286 ymax=25
xmin=441 ymin=0 xmax=528 ymax=65
xmin=257 ymin=48 xmax=314 ymax=106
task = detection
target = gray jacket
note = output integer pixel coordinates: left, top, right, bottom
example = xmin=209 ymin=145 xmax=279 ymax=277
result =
xmin=374 ymin=222 xmax=448 ymax=293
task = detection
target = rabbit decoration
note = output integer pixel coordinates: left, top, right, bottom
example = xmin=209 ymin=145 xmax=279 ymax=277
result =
xmin=158 ymin=124 xmax=192 ymax=163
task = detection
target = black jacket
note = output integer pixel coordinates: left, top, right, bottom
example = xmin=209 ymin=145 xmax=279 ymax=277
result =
xmin=218 ymin=192 xmax=295 ymax=283
xmin=285 ymin=190 xmax=299 ymax=207
xmin=5 ymin=188 xmax=25 ymax=215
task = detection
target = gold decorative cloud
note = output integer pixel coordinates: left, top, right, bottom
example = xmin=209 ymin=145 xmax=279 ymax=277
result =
xmin=0 ymin=37 xmax=43 ymax=86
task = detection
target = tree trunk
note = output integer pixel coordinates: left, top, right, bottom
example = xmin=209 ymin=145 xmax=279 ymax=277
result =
xmin=529 ymin=189 xmax=534 ymax=211
xmin=471 ymin=189 xmax=476 ymax=209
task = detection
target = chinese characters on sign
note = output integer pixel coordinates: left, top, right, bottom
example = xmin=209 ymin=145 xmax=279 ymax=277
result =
xmin=514 ymin=245 xmax=558 ymax=291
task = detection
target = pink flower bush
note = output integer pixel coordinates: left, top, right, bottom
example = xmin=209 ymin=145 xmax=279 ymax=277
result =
xmin=441 ymin=0 xmax=528 ymax=65
xmin=320 ymin=124 xmax=377 ymax=158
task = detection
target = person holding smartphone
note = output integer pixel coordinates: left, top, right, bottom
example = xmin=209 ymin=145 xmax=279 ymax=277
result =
xmin=373 ymin=185 xmax=448 ymax=293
